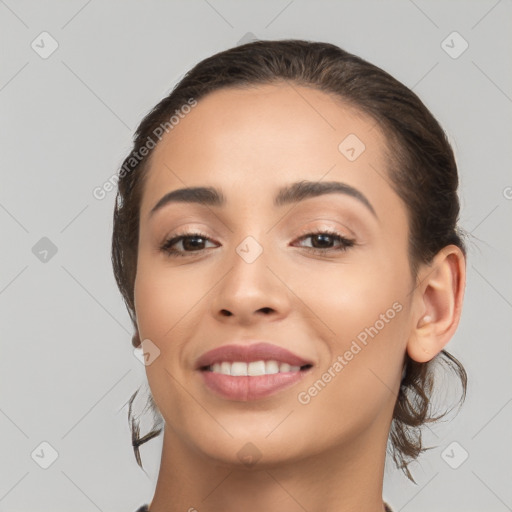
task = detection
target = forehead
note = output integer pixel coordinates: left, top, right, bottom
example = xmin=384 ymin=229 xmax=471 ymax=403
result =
xmin=139 ymin=82 xmax=403 ymax=224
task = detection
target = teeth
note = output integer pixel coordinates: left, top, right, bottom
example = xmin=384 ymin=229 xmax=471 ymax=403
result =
xmin=248 ymin=360 xmax=266 ymax=376
xmin=208 ymin=360 xmax=301 ymax=376
xmin=280 ymin=363 xmax=291 ymax=372
xmin=231 ymin=362 xmax=247 ymax=376
xmin=265 ymin=360 xmax=279 ymax=374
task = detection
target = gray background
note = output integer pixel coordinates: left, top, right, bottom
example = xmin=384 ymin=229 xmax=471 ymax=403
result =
xmin=1 ymin=1 xmax=511 ymax=511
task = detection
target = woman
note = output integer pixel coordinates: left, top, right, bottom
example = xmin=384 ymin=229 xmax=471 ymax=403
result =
xmin=112 ymin=39 xmax=467 ymax=512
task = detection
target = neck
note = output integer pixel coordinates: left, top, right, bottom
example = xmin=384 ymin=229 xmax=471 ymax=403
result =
xmin=148 ymin=415 xmax=390 ymax=512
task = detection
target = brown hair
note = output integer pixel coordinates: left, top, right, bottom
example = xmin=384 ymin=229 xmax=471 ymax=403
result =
xmin=112 ymin=39 xmax=468 ymax=483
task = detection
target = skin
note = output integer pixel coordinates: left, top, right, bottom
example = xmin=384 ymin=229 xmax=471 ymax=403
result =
xmin=133 ymin=82 xmax=466 ymax=512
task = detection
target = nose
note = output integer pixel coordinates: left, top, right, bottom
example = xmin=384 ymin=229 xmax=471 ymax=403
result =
xmin=209 ymin=242 xmax=292 ymax=326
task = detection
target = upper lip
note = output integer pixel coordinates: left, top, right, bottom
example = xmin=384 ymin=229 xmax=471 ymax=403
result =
xmin=195 ymin=342 xmax=313 ymax=370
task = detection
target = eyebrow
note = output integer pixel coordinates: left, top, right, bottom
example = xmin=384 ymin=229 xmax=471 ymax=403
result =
xmin=149 ymin=180 xmax=377 ymax=219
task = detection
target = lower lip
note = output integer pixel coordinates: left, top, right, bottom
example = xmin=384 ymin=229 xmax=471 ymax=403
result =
xmin=199 ymin=368 xmax=310 ymax=401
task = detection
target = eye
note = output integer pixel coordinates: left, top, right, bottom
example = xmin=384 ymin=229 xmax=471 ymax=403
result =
xmin=160 ymin=228 xmax=356 ymax=258
xmin=293 ymin=229 xmax=355 ymax=255
xmin=160 ymin=231 xmax=218 ymax=257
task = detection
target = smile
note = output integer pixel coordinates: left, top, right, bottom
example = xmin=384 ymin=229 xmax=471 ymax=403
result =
xmin=199 ymin=362 xmax=313 ymax=401
xmin=195 ymin=341 xmax=314 ymax=401
xmin=204 ymin=360 xmax=310 ymax=376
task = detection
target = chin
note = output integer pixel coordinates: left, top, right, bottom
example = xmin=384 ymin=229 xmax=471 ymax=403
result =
xmin=183 ymin=426 xmax=312 ymax=469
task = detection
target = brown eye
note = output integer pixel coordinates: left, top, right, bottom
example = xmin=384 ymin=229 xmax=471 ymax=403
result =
xmin=294 ymin=230 xmax=355 ymax=254
xmin=160 ymin=232 xmax=217 ymax=257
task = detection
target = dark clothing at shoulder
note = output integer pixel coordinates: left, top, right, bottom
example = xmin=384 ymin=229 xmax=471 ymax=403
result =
xmin=136 ymin=502 xmax=394 ymax=511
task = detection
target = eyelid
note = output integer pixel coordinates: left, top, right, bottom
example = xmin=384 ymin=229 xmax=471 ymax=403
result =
xmin=159 ymin=225 xmax=357 ymax=258
xmin=293 ymin=218 xmax=357 ymax=239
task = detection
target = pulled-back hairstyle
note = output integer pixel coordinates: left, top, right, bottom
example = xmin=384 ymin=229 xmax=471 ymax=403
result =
xmin=112 ymin=39 xmax=468 ymax=483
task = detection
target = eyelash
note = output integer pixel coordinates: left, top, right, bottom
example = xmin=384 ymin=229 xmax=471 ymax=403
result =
xmin=160 ymin=228 xmax=356 ymax=258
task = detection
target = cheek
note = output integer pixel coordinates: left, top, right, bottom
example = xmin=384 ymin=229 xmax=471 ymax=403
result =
xmin=294 ymin=297 xmax=407 ymax=446
xmin=296 ymin=257 xmax=404 ymax=337
xmin=133 ymin=264 xmax=199 ymax=426
xmin=133 ymin=258 xmax=216 ymax=370
xmin=305 ymin=263 xmax=408 ymax=379
xmin=133 ymin=260 xmax=190 ymax=342
xmin=296 ymin=257 xmax=409 ymax=397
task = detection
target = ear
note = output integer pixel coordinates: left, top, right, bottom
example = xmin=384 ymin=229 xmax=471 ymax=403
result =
xmin=407 ymin=245 xmax=466 ymax=363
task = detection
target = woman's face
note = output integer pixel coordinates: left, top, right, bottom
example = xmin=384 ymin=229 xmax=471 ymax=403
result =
xmin=134 ymin=83 xmax=417 ymax=466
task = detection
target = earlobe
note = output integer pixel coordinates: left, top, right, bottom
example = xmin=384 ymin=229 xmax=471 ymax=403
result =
xmin=407 ymin=314 xmax=436 ymax=362
xmin=407 ymin=245 xmax=466 ymax=363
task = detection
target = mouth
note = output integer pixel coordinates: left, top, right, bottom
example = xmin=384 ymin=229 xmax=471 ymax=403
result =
xmin=198 ymin=363 xmax=313 ymax=401
xmin=194 ymin=341 xmax=313 ymax=370
xmin=200 ymin=361 xmax=313 ymax=375
xmin=195 ymin=342 xmax=314 ymax=401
